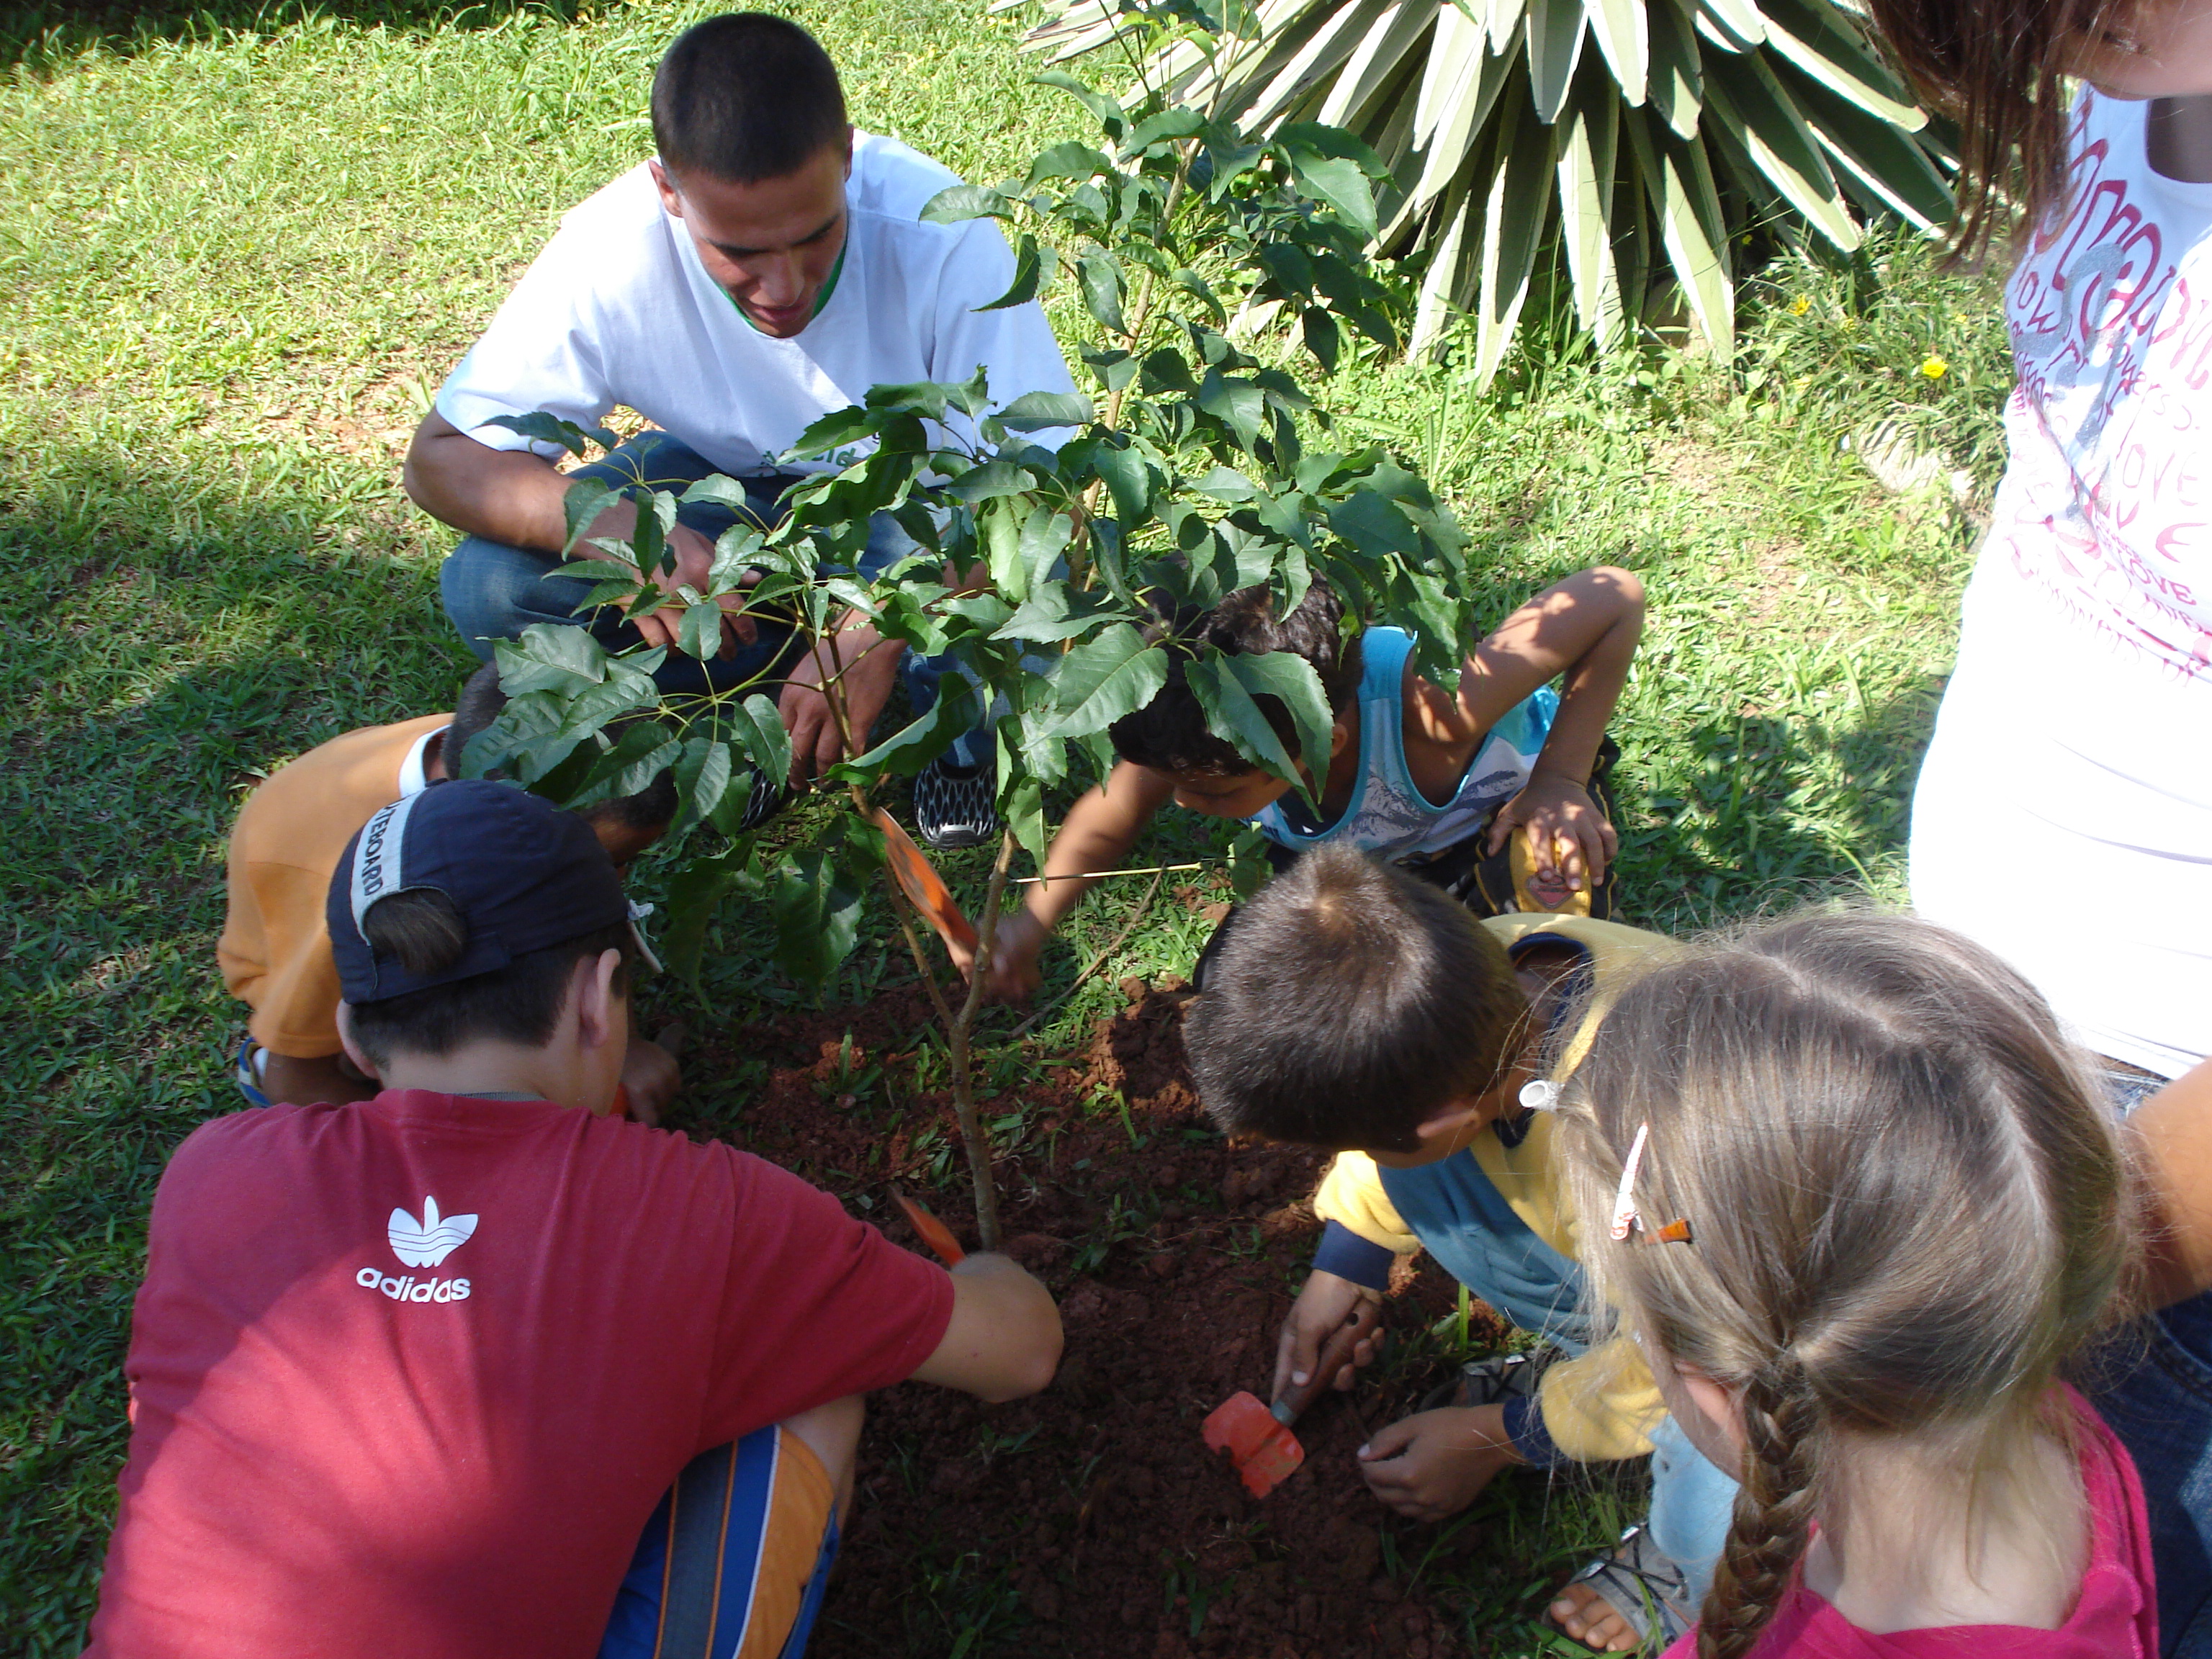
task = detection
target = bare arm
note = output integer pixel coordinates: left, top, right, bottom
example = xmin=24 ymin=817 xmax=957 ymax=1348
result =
xmin=951 ymin=762 xmax=1175 ymax=1001
xmin=403 ymin=409 xmax=745 ymax=655
xmin=907 ymin=1252 xmax=1063 ymax=1402
xmin=1455 ymin=565 xmax=1645 ymax=784
xmin=1442 ymin=567 xmax=1645 ymax=893
xmin=2129 ymin=1057 xmax=2212 ymax=1308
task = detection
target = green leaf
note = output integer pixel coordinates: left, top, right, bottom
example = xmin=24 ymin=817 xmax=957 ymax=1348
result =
xmin=991 ymin=583 xmax=1127 ymax=644
xmin=1081 ymin=348 xmax=1139 ymax=393
xmin=1184 ymin=656 xmax=1303 ymax=794
xmin=495 ymin=622 xmax=609 ymax=696
xmin=677 ymin=599 xmax=727 ymax=662
xmin=1089 ymin=442 xmax=1155 ymax=529
xmin=943 ymin=458 xmax=1040 ymax=504
xmin=677 ymin=475 xmax=755 ymax=513
xmin=979 ymin=496 xmax=1027 ymax=602
xmin=727 ymin=693 xmax=793 ymax=793
xmin=484 ymin=411 xmax=619 ymax=458
xmin=1002 ymin=773 xmax=1048 ymax=868
xmin=997 ymin=390 xmax=1096 ymax=430
xmin=1025 ymin=139 xmax=1116 ymax=188
xmin=768 ymin=850 xmax=865 ymax=994
xmin=1198 ymin=369 xmax=1268 ymax=452
xmin=1526 ymin=0 xmax=1590 ymax=123
xmin=1285 ymin=150 xmax=1379 ymax=241
xmin=977 ymin=232 xmax=1046 ymax=312
xmin=1221 ymin=652 xmax=1334 ymax=799
xmin=1122 ymin=105 xmax=1206 ymax=156
xmin=673 ymin=735 xmax=732 ymax=835
xmin=1035 ymin=68 xmax=1129 ymax=143
xmin=1077 ymin=248 xmax=1127 ymax=335
xmin=662 ymin=842 xmax=760 ymax=990
xmin=830 ymin=673 xmax=980 ymax=781
xmin=1046 ymin=624 xmax=1170 ymax=738
xmin=920 ymin=181 xmax=1014 ymax=223
xmin=561 ymin=477 xmax=619 ymax=557
xmin=1300 ymin=305 xmax=1342 ymax=374
xmin=1702 ymin=47 xmax=1858 ymax=251
xmin=1017 ymin=505 xmax=1074 ymax=594
xmin=576 ymin=721 xmax=682 ymax=803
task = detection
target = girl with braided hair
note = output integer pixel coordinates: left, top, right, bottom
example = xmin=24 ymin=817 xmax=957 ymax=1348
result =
xmin=1550 ymin=912 xmax=2152 ymax=1658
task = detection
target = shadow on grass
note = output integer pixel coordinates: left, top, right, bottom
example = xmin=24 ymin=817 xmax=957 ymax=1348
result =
xmin=0 ymin=437 xmax=475 ymax=1650
xmin=1615 ymin=678 xmax=1948 ymax=934
xmin=0 ymin=0 xmax=608 ymax=68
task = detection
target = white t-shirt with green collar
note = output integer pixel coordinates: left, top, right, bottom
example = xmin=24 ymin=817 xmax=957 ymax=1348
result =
xmin=436 ymin=131 xmax=1076 ymax=477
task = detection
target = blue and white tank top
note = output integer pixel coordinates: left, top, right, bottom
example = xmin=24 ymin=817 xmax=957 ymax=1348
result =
xmin=1251 ymin=627 xmax=1557 ymax=859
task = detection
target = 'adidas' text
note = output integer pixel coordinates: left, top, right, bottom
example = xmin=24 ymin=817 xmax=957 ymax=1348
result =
xmin=356 ymin=1267 xmax=471 ymax=1303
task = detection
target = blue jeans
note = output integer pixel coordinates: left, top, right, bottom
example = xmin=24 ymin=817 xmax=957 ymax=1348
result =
xmin=1647 ymin=1413 xmax=1735 ymax=1606
xmin=440 ymin=433 xmax=985 ymax=765
xmin=2087 ymin=1066 xmax=2212 ymax=1655
xmin=2089 ymin=1292 xmax=2212 ymax=1655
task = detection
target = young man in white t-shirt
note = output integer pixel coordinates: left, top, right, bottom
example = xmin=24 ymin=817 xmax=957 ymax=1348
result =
xmin=403 ymin=12 xmax=1078 ymax=847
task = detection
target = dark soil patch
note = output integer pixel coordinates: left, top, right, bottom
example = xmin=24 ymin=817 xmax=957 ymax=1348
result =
xmin=685 ymin=979 xmax=1492 ymax=1659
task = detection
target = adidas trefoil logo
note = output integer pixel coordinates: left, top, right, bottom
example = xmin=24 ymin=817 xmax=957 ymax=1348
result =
xmin=387 ymin=1196 xmax=478 ymax=1268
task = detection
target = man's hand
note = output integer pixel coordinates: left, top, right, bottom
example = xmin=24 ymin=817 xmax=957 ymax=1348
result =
xmin=1274 ymin=1269 xmax=1385 ymax=1401
xmin=779 ymin=621 xmax=903 ymax=785
xmin=579 ymin=502 xmax=759 ymax=655
xmin=1357 ymin=1403 xmax=1522 ymax=1521
xmin=1485 ymin=770 xmax=1617 ymax=904
xmin=948 ymin=910 xmax=1048 ymax=1005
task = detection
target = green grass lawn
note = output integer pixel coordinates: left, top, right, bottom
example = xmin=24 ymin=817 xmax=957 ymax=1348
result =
xmin=0 ymin=0 xmax=2010 ymax=1651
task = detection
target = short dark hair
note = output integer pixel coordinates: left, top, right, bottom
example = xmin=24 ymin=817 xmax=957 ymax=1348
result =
xmin=1109 ymin=579 xmax=1362 ymax=777
xmin=1185 ymin=846 xmax=1528 ymax=1153
xmin=448 ymin=662 xmax=679 ymax=840
xmin=345 ymin=888 xmax=631 ymax=1068
xmin=651 ymin=14 xmax=849 ymax=185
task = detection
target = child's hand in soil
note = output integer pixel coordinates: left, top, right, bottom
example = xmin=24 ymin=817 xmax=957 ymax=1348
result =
xmin=1485 ymin=772 xmax=1617 ymax=902
xmin=1274 ymin=1269 xmax=1385 ymax=1401
xmin=946 ymin=910 xmax=1047 ymax=1004
xmin=1357 ymin=1403 xmax=1522 ymax=1521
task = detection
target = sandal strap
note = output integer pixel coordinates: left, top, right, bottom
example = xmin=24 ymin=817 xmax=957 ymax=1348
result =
xmin=1562 ymin=1524 xmax=1695 ymax=1652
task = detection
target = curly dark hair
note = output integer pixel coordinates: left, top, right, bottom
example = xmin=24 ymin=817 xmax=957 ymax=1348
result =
xmin=1109 ymin=579 xmax=1364 ymax=777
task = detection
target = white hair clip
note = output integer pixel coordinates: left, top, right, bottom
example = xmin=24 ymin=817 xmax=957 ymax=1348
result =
xmin=1610 ymin=1121 xmax=1694 ymax=1246
xmin=1519 ymin=1079 xmax=1560 ymax=1112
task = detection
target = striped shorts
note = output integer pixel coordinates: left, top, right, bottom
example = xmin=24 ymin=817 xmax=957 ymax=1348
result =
xmin=599 ymin=1426 xmax=840 ymax=1659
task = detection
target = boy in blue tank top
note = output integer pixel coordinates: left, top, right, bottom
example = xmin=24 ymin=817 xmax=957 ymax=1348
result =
xmin=1184 ymin=845 xmax=1735 ymax=1651
xmin=953 ymin=566 xmax=1643 ymax=1002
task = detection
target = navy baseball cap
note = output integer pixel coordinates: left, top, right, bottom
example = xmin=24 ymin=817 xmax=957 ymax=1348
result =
xmin=328 ymin=778 xmax=630 ymax=1004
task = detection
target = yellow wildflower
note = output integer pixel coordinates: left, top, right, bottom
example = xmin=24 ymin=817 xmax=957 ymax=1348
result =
xmin=1789 ymin=295 xmax=1811 ymax=315
xmin=1920 ymin=355 xmax=1948 ymax=379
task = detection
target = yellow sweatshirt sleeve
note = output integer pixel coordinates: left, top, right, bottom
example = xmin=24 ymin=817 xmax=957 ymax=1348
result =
xmin=1537 ymin=1334 xmax=1666 ymax=1461
xmin=1310 ymin=1152 xmax=1419 ymax=1255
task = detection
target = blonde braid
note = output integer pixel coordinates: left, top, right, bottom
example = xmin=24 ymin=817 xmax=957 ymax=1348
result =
xmin=1698 ymin=1366 xmax=1822 ymax=1659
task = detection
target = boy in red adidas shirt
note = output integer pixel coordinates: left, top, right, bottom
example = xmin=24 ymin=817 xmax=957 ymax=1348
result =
xmin=88 ymin=779 xmax=1061 ymax=1658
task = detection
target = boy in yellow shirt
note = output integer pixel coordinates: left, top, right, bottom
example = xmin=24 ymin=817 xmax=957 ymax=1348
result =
xmin=220 ymin=664 xmax=698 ymax=1117
xmin=1184 ymin=845 xmax=1732 ymax=1650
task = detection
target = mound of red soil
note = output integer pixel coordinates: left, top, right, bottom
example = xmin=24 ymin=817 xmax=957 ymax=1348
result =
xmin=690 ymin=979 xmax=1497 ymax=1659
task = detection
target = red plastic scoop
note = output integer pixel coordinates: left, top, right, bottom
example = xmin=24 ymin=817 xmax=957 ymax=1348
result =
xmin=1202 ymin=1300 xmax=1382 ymax=1498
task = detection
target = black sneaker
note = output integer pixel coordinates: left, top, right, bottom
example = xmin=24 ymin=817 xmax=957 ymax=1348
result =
xmin=912 ymin=757 xmax=999 ymax=850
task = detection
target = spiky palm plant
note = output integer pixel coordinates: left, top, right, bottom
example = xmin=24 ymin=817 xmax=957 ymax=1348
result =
xmin=1017 ymin=0 xmax=1954 ymax=374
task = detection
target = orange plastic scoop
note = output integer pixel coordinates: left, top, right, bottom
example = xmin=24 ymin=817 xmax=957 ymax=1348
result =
xmin=1202 ymin=1300 xmax=1381 ymax=1498
xmin=871 ymin=808 xmax=979 ymax=956
xmin=894 ymin=1190 xmax=966 ymax=1266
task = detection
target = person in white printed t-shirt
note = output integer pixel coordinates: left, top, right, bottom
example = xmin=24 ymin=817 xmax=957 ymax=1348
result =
xmin=1866 ymin=19 xmax=2212 ymax=1646
xmin=402 ymin=12 xmax=1077 ymax=849
xmin=1908 ymin=85 xmax=2212 ymax=1102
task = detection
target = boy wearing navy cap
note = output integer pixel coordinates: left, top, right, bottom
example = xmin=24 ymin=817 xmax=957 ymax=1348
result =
xmin=89 ymin=779 xmax=1061 ymax=1659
